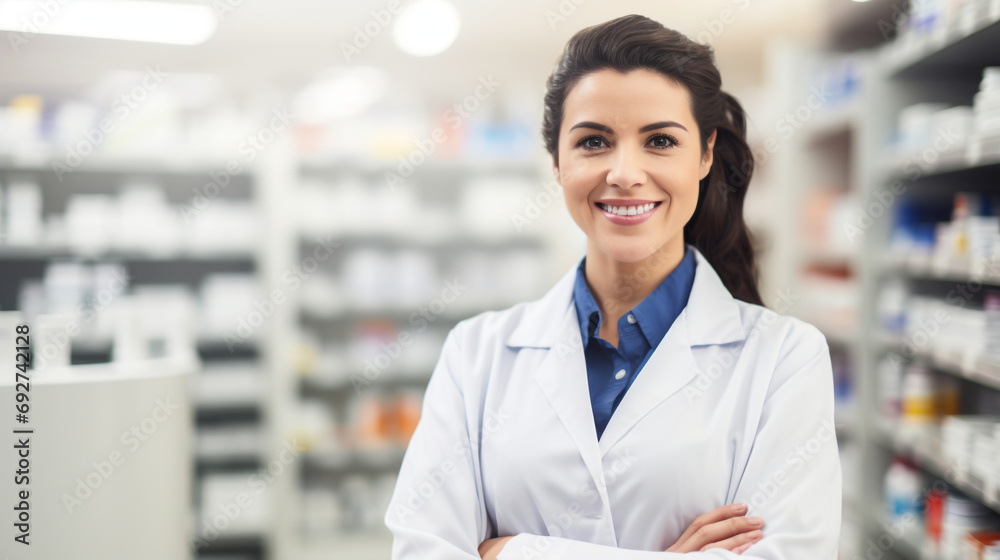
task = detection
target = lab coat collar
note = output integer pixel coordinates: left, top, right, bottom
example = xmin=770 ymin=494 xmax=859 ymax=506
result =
xmin=503 ymin=243 xmax=747 ymax=492
xmin=506 ymin=244 xmax=745 ymax=349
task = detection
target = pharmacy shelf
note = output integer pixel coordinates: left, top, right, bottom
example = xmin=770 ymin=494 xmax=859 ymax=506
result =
xmin=873 ymin=424 xmax=1000 ymax=515
xmin=885 ymin=12 xmax=1000 ymax=79
xmin=299 ymin=232 xmax=546 ymax=251
xmin=883 ymin=148 xmax=1000 ymax=181
xmin=880 ymin=262 xmax=1000 ymax=288
xmin=194 ymin=530 xmax=267 ymax=556
xmin=300 ymin=372 xmax=431 ymax=394
xmin=0 ymin=246 xmax=255 ymax=261
xmin=802 ymin=101 xmax=860 ymax=144
xmin=299 ymin=155 xmax=544 ymax=177
xmin=877 ymin=517 xmax=937 ymax=560
xmin=302 ymin=447 xmax=407 ymax=471
xmin=769 ymin=8 xmax=1000 ymax=558
xmin=824 ymin=12 xmax=1000 ymax=560
xmin=0 ymin=150 xmax=272 ymax=560
xmin=269 ymin=140 xmax=558 ymax=559
xmin=296 ymin=533 xmax=392 ymax=560
xmin=300 ymin=304 xmax=493 ymax=325
xmin=878 ymin=332 xmax=1000 ymax=392
xmin=0 ymin=153 xmax=254 ymax=178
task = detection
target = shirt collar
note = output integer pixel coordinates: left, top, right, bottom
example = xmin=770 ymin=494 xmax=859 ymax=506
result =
xmin=572 ymin=245 xmax=697 ymax=350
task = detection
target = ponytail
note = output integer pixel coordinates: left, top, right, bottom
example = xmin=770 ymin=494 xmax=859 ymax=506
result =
xmin=684 ymin=91 xmax=763 ymax=306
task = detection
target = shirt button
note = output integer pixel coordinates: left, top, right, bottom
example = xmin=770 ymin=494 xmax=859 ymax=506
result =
xmin=627 ymin=313 xmax=636 ymax=324
xmin=615 ymin=369 xmax=626 ymax=380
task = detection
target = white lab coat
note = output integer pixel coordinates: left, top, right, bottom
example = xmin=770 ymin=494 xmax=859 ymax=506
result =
xmin=384 ymin=243 xmax=842 ymax=559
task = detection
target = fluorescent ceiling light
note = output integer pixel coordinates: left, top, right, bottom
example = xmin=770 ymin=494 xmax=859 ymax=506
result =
xmin=392 ymin=0 xmax=460 ymax=57
xmin=0 ymin=0 xmax=217 ymax=45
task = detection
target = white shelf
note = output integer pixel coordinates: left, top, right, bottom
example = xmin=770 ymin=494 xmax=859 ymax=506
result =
xmin=303 ymin=447 xmax=407 ymax=471
xmin=874 ymin=423 xmax=1000 ymax=515
xmin=0 ymin=152 xmax=255 ymax=177
xmin=0 ymin=245 xmax=255 ymax=261
xmin=879 ymin=331 xmax=1000 ymax=393
xmin=772 ymin=13 xmax=1000 ymax=558
xmin=295 ymin=532 xmax=393 ymax=560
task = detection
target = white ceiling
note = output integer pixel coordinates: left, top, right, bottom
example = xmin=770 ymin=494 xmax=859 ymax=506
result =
xmin=0 ymin=0 xmax=828 ymax=105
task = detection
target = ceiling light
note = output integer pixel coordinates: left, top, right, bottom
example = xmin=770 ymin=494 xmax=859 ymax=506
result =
xmin=392 ymin=0 xmax=460 ymax=57
xmin=0 ymin=0 xmax=217 ymax=45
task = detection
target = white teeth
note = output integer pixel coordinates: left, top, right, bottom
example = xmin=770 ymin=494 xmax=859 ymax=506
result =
xmin=599 ymin=202 xmax=657 ymax=216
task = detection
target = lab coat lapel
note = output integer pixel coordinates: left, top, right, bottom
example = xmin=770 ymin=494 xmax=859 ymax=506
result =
xmin=503 ymin=245 xmax=747 ymax=489
xmin=505 ymin=264 xmax=607 ymax=496
xmin=597 ymin=246 xmax=747 ymax=457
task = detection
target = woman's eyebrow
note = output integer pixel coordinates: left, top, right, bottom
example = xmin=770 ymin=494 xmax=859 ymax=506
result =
xmin=568 ymin=120 xmax=689 ymax=133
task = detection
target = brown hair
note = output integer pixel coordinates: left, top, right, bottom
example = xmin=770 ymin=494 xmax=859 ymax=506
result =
xmin=542 ymin=14 xmax=763 ymax=306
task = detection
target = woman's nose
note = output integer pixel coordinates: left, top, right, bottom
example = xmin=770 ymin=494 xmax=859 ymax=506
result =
xmin=605 ymin=144 xmax=647 ymax=189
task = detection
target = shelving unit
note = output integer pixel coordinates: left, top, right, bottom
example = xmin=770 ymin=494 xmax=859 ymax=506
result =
xmin=765 ymin=40 xmax=870 ymax=559
xmin=260 ymin=132 xmax=565 ymax=558
xmin=0 ymin=155 xmax=275 ymax=559
xmin=775 ymin=2 xmax=1000 ymax=558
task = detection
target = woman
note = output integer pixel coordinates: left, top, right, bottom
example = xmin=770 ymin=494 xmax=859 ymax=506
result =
xmin=384 ymin=14 xmax=841 ymax=560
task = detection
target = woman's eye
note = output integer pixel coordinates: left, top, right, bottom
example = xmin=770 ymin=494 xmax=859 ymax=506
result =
xmin=575 ymin=134 xmax=678 ymax=151
xmin=578 ymin=136 xmax=607 ymax=150
xmin=648 ymin=134 xmax=678 ymax=149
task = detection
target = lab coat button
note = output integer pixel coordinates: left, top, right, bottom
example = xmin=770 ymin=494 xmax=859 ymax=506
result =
xmin=615 ymin=369 xmax=626 ymax=380
xmin=626 ymin=313 xmax=636 ymax=324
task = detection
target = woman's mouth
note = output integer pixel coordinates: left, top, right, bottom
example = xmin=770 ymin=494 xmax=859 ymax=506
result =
xmin=595 ymin=200 xmax=662 ymax=225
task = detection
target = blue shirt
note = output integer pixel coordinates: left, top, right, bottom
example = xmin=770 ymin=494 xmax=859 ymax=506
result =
xmin=572 ymin=246 xmax=697 ymax=440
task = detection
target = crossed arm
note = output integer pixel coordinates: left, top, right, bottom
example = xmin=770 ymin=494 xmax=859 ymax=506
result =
xmin=384 ymin=321 xmax=842 ymax=560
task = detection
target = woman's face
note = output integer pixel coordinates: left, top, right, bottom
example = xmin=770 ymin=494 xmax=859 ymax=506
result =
xmin=554 ymin=67 xmax=716 ymax=264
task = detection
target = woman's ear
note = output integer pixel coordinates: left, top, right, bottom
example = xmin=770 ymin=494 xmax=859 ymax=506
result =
xmin=699 ymin=129 xmax=717 ymax=181
xmin=551 ymin=157 xmax=560 ymax=184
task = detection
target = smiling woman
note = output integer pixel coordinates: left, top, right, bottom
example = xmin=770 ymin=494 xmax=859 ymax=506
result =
xmin=542 ymin=15 xmax=762 ymax=309
xmin=384 ymin=13 xmax=841 ymax=560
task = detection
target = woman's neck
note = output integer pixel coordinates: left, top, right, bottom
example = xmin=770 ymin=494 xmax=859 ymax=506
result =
xmin=582 ymin=237 xmax=686 ymax=322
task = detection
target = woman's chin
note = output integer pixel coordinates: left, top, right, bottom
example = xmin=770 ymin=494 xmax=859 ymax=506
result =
xmin=593 ymin=238 xmax=667 ymax=264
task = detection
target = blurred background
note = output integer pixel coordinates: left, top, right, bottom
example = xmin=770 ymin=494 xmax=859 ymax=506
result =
xmin=1 ymin=0 xmax=1000 ymax=559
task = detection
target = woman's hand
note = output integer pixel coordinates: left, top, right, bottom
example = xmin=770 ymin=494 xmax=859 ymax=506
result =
xmin=478 ymin=504 xmax=762 ymax=558
xmin=478 ymin=535 xmax=514 ymax=559
xmin=665 ymin=503 xmax=764 ymax=554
